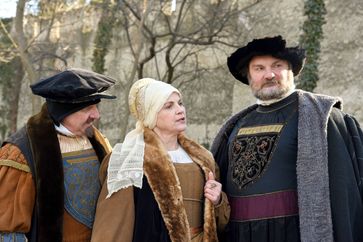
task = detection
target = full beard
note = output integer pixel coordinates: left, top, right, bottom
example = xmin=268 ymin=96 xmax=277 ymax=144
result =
xmin=253 ymin=84 xmax=290 ymax=100
xmin=252 ymin=78 xmax=295 ymax=101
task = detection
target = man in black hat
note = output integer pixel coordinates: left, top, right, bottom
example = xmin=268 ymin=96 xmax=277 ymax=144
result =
xmin=0 ymin=68 xmax=117 ymax=242
xmin=211 ymin=36 xmax=363 ymax=242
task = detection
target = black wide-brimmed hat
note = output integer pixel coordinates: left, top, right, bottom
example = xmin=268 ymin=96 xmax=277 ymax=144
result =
xmin=227 ymin=35 xmax=306 ymax=85
xmin=30 ymin=68 xmax=117 ymax=123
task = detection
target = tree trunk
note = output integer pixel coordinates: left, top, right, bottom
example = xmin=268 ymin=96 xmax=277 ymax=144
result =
xmin=8 ymin=58 xmax=24 ymax=133
xmin=118 ymin=0 xmax=153 ymax=140
xmin=13 ymin=0 xmax=40 ymax=114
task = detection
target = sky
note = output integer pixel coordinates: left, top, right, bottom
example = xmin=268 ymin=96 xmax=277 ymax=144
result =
xmin=0 ymin=0 xmax=17 ymax=18
xmin=0 ymin=0 xmax=91 ymax=18
xmin=0 ymin=0 xmax=40 ymax=18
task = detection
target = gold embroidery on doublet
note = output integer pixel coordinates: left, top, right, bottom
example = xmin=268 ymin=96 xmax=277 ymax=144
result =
xmin=231 ymin=124 xmax=283 ymax=189
xmin=237 ymin=124 xmax=283 ymax=136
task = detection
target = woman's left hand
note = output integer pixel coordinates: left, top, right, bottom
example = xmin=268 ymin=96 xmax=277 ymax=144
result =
xmin=204 ymin=171 xmax=222 ymax=206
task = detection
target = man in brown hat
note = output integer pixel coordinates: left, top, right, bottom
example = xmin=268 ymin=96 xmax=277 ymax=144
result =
xmin=0 ymin=68 xmax=116 ymax=242
xmin=211 ymin=36 xmax=363 ymax=242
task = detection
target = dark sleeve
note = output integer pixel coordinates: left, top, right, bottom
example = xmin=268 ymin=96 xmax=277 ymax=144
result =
xmin=329 ymin=108 xmax=363 ymax=196
xmin=211 ymin=135 xmax=230 ymax=189
xmin=344 ymin=113 xmax=363 ymax=196
xmin=327 ymin=109 xmax=363 ymax=241
xmin=211 ymin=105 xmax=257 ymax=189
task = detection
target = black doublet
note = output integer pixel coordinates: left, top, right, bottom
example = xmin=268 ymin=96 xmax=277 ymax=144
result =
xmin=225 ymin=93 xmax=301 ymax=242
xmin=227 ymin=93 xmax=298 ymax=194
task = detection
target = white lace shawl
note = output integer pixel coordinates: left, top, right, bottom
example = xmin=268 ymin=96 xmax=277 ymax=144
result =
xmin=106 ymin=78 xmax=180 ymax=198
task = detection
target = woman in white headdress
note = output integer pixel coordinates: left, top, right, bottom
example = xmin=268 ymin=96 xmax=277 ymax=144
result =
xmin=91 ymin=78 xmax=230 ymax=242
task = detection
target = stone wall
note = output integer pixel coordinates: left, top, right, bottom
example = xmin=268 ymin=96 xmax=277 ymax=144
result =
xmin=11 ymin=0 xmax=363 ymax=146
xmin=316 ymin=0 xmax=363 ymax=121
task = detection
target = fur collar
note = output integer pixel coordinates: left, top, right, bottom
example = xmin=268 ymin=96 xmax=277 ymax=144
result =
xmin=143 ymin=128 xmax=218 ymax=242
xmin=27 ymin=104 xmax=64 ymax=242
xmin=296 ymin=90 xmax=341 ymax=241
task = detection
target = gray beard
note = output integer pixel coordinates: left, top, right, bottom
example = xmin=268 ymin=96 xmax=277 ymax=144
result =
xmin=253 ymin=86 xmax=290 ymax=100
xmin=252 ymin=77 xmax=295 ymax=101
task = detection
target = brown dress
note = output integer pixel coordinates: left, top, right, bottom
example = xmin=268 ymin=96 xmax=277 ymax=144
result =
xmin=174 ymin=162 xmax=204 ymax=240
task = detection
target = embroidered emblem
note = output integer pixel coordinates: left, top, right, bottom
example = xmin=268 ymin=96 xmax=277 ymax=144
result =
xmin=231 ymin=125 xmax=282 ymax=189
xmin=63 ymin=149 xmax=100 ymax=228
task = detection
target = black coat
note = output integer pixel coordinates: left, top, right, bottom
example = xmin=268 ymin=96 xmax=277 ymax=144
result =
xmin=211 ymin=93 xmax=363 ymax=242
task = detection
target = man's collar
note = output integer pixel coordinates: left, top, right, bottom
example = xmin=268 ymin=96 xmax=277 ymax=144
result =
xmin=54 ymin=123 xmax=76 ymax=137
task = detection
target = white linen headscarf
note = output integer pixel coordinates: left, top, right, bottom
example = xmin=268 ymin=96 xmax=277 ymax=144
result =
xmin=107 ymin=78 xmax=180 ymax=198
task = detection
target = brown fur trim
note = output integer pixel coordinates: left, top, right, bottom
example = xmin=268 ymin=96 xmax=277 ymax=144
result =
xmin=27 ymin=104 xmax=64 ymax=242
xmin=92 ymin=129 xmax=112 ymax=154
xmin=143 ymin=128 xmax=191 ymax=242
xmin=89 ymin=128 xmax=112 ymax=162
xmin=143 ymin=128 xmax=218 ymax=242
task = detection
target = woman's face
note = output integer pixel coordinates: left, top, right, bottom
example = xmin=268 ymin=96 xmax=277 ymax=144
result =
xmin=153 ymin=92 xmax=187 ymax=136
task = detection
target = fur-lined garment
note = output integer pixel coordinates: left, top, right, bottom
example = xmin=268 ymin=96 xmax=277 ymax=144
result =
xmin=91 ymin=128 xmax=230 ymax=242
xmin=0 ymin=104 xmax=111 ymax=242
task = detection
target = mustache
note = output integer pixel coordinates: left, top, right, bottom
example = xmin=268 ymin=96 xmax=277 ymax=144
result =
xmin=265 ymin=77 xmax=277 ymax=82
xmin=263 ymin=78 xmax=278 ymax=86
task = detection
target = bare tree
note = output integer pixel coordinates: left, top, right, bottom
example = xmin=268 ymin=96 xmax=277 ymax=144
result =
xmin=105 ymin=0 xmax=261 ymax=140
xmin=0 ymin=0 xmax=262 ymax=142
xmin=0 ymin=0 xmax=88 ymax=137
xmin=0 ymin=20 xmax=24 ymax=139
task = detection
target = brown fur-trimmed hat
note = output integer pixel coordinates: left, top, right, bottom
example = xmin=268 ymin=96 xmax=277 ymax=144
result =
xmin=227 ymin=35 xmax=306 ymax=85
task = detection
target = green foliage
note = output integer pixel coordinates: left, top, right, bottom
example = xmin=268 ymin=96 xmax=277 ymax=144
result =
xmin=298 ymin=0 xmax=326 ymax=91
xmin=92 ymin=1 xmax=116 ymax=74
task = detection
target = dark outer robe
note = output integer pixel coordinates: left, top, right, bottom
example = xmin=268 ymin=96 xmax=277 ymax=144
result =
xmin=211 ymin=90 xmax=363 ymax=242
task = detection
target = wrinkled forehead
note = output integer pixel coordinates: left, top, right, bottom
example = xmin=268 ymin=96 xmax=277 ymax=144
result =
xmin=249 ymin=55 xmax=290 ymax=67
